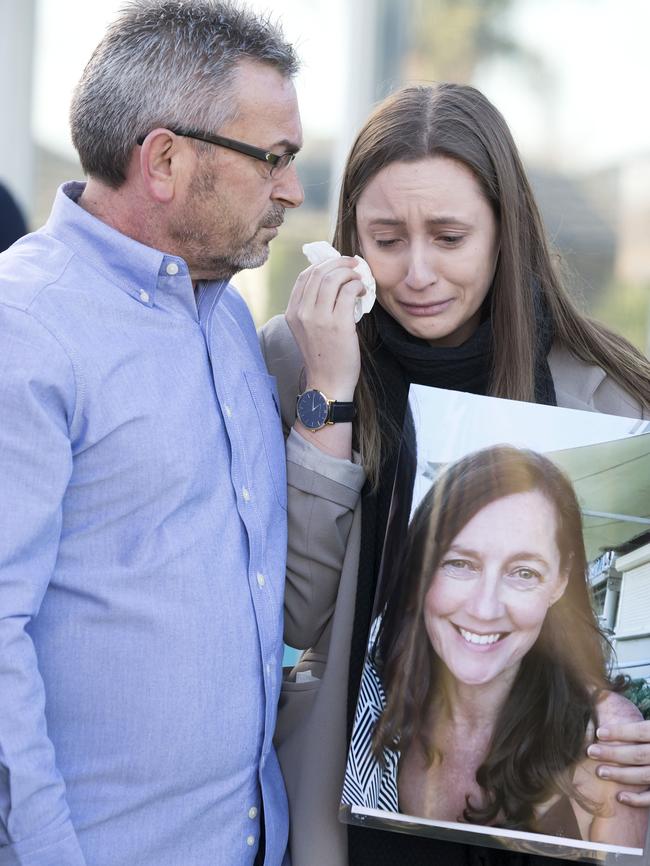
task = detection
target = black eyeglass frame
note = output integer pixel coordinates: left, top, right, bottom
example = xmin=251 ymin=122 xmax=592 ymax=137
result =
xmin=136 ymin=128 xmax=297 ymax=175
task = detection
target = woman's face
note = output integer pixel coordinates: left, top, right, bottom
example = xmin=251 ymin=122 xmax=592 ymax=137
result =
xmin=355 ymin=156 xmax=500 ymax=347
xmin=423 ymin=490 xmax=569 ymax=688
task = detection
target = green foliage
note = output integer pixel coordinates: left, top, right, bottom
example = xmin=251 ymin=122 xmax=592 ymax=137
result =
xmin=264 ymin=211 xmax=331 ymax=324
xmin=593 ymin=279 xmax=650 ymax=354
xmin=624 ymin=678 xmax=650 ymax=720
xmin=404 ymin=0 xmax=544 ymax=85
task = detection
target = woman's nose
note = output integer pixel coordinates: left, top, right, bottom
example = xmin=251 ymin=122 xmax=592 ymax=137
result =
xmin=404 ymin=244 xmax=438 ymax=291
xmin=464 ymin=574 xmax=505 ymax=623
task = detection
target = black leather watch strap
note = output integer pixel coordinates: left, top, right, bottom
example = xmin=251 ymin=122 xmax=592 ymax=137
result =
xmin=328 ymin=400 xmax=356 ymax=423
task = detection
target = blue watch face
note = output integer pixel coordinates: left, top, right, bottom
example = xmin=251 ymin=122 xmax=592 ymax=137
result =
xmin=297 ymin=390 xmax=329 ymax=430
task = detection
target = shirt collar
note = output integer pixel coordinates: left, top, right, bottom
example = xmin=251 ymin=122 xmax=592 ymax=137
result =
xmin=44 ymin=182 xmax=204 ymax=317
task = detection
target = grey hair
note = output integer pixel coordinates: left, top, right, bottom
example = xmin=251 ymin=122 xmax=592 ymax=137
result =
xmin=69 ymin=0 xmax=300 ymax=187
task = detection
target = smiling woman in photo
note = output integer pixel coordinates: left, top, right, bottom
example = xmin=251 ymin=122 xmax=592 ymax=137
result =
xmin=343 ymin=445 xmax=648 ymax=847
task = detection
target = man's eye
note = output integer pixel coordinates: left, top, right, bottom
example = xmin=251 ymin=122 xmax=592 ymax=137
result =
xmin=374 ymin=238 xmax=399 ymax=248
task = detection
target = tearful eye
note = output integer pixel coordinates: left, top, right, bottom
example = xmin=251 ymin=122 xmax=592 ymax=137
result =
xmin=375 ymin=238 xmax=400 ymax=248
xmin=438 ymin=234 xmax=464 ymax=245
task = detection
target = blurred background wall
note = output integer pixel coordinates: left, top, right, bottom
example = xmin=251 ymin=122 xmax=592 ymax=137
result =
xmin=1 ymin=0 xmax=649 ymax=350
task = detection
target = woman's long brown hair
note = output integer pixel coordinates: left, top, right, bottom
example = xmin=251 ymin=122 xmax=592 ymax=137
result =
xmin=332 ymin=84 xmax=650 ymax=489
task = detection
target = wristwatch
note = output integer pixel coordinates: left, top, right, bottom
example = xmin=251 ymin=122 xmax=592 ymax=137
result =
xmin=296 ymin=388 xmax=356 ymax=431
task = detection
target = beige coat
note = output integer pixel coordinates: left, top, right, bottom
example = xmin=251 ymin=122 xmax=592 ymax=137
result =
xmin=259 ymin=314 xmax=646 ymax=866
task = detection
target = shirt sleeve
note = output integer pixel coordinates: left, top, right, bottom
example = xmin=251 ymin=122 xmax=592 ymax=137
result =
xmin=283 ymin=428 xmax=366 ymax=648
xmin=0 ymin=305 xmax=87 ymax=865
xmin=258 ymin=315 xmax=367 ymax=646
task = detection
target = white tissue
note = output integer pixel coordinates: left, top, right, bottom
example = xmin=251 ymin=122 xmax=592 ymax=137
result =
xmin=302 ymin=241 xmax=376 ymax=323
xmin=301 ymin=240 xmax=339 ymax=266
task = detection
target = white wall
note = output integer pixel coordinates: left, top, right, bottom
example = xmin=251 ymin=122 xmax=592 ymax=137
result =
xmin=613 ymin=541 xmax=650 ymax=679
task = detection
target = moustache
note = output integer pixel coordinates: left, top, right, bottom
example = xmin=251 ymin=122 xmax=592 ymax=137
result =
xmin=260 ymin=208 xmax=285 ymax=229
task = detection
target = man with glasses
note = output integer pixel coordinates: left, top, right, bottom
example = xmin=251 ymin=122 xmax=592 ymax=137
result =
xmin=0 ymin=2 xmax=302 ymax=865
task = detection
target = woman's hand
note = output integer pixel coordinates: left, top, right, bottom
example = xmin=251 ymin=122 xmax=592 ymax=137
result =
xmin=587 ymin=720 xmax=650 ymax=806
xmin=286 ymin=257 xmax=365 ymax=402
xmin=285 ymin=257 xmax=366 ymax=459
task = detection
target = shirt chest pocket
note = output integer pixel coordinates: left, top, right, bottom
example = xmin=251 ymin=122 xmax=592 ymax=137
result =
xmin=244 ymin=370 xmax=287 ymax=511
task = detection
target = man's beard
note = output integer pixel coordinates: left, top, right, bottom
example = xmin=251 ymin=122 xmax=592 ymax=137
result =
xmin=169 ymin=161 xmax=284 ymax=281
xmin=212 ymin=207 xmax=285 ymax=279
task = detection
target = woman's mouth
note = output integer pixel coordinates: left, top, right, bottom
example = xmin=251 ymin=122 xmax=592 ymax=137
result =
xmin=399 ymin=299 xmax=453 ymax=316
xmin=455 ymin=625 xmax=506 ymax=646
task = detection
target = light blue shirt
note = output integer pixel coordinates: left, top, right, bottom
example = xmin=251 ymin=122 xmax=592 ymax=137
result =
xmin=0 ymin=183 xmax=288 ymax=866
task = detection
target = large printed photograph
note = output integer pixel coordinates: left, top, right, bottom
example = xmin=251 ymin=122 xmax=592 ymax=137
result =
xmin=340 ymin=386 xmax=650 ymax=863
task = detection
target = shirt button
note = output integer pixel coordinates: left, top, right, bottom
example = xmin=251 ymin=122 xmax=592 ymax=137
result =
xmin=248 ymin=806 xmax=258 ymax=819
xmin=224 ymin=404 xmax=233 ymax=418
xmin=266 ymin=662 xmax=273 ymax=676
xmin=246 ymin=835 xmax=255 ymax=847
xmin=166 ymin=262 xmax=179 ymax=275
xmin=139 ymin=290 xmax=150 ymax=303
xmin=256 ymin=572 xmax=265 ymax=588
xmin=242 ymin=486 xmax=251 ymax=502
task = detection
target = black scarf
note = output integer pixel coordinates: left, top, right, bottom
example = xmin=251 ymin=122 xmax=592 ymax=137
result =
xmin=347 ymin=303 xmax=558 ymax=866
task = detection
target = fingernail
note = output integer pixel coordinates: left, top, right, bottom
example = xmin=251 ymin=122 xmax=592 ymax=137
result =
xmin=618 ymin=792 xmax=631 ymax=803
xmin=597 ymin=727 xmax=611 ymax=739
xmin=597 ymin=766 xmax=610 ymax=779
xmin=588 ymin=745 xmax=602 ymax=758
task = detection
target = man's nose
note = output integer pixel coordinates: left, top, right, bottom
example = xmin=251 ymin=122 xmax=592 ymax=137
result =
xmin=273 ymin=164 xmax=304 ymax=209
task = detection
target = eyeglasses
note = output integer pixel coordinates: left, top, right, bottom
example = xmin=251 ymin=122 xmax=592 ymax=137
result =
xmin=136 ymin=128 xmax=297 ymax=177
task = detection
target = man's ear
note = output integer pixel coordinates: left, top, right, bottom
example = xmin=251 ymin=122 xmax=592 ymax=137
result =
xmin=138 ymin=129 xmax=186 ymax=203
